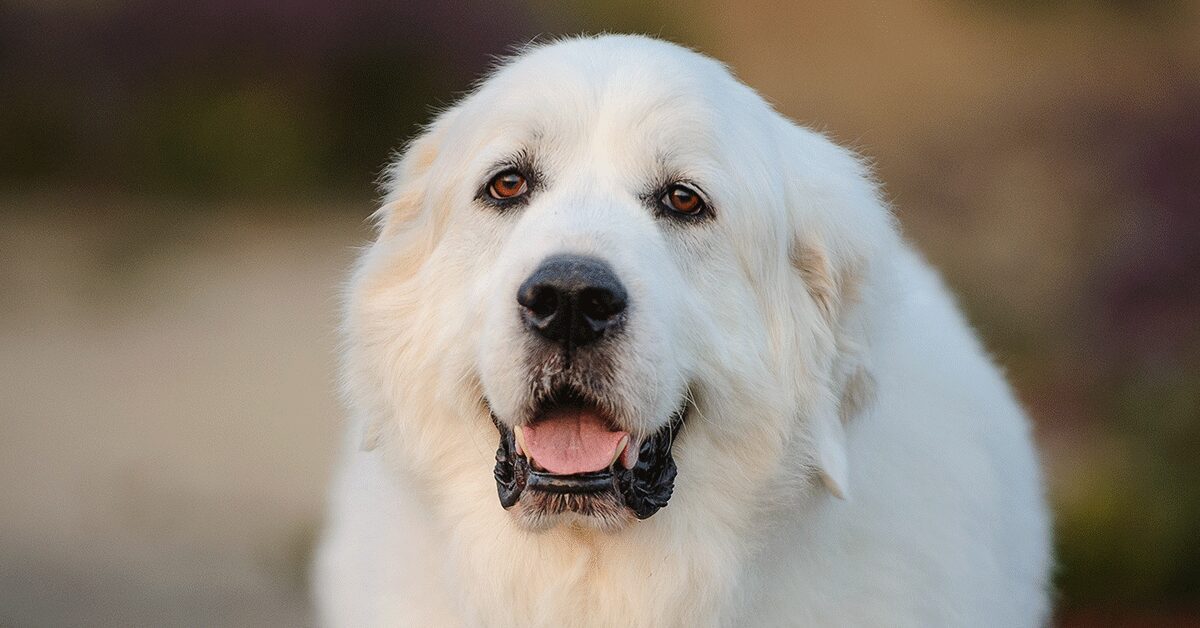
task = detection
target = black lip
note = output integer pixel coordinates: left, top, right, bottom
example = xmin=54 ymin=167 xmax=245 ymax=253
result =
xmin=491 ymin=402 xmax=687 ymax=520
xmin=527 ymin=469 xmax=614 ymax=494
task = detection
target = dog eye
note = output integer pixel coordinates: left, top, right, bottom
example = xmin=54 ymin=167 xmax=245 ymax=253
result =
xmin=488 ymin=170 xmax=529 ymax=201
xmin=659 ymin=183 xmax=706 ymax=216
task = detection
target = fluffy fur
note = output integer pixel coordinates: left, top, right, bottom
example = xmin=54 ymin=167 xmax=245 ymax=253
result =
xmin=313 ymin=35 xmax=1052 ymax=627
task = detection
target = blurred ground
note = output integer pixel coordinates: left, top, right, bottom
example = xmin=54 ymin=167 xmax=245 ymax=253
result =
xmin=1 ymin=0 xmax=1198 ymax=625
xmin=0 ymin=198 xmax=364 ymax=625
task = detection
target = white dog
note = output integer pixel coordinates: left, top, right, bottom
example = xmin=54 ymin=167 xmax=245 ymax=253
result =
xmin=313 ymin=35 xmax=1052 ymax=627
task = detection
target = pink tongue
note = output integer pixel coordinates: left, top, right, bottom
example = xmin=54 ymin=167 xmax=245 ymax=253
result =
xmin=522 ymin=408 xmax=628 ymax=475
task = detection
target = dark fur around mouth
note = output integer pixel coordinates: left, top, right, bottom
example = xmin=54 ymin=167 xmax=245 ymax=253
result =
xmin=491 ymin=403 xmax=686 ymax=520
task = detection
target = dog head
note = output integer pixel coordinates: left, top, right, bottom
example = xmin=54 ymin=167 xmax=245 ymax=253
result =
xmin=344 ymin=35 xmax=898 ymax=532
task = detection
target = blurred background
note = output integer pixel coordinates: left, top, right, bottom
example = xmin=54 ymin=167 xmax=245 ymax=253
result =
xmin=1 ymin=0 xmax=1197 ymax=625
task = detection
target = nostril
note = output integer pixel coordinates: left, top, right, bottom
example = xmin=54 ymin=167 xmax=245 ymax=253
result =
xmin=523 ymin=285 xmax=560 ymax=320
xmin=579 ymin=287 xmax=626 ymax=323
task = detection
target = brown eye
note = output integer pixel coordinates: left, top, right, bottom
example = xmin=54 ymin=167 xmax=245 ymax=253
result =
xmin=488 ymin=170 xmax=528 ymax=200
xmin=660 ymin=183 xmax=705 ymax=215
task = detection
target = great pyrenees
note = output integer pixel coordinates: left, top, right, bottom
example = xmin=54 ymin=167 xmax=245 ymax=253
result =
xmin=313 ymin=35 xmax=1052 ymax=627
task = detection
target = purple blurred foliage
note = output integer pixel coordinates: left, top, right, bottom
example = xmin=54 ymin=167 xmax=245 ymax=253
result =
xmin=2 ymin=0 xmax=529 ymax=84
xmin=1095 ymin=90 xmax=1200 ymax=368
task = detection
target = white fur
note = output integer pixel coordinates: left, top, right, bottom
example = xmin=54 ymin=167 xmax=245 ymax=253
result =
xmin=313 ymin=35 xmax=1052 ymax=627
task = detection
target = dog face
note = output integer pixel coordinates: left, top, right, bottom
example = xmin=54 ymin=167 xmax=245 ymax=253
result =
xmin=345 ymin=35 xmax=895 ymax=532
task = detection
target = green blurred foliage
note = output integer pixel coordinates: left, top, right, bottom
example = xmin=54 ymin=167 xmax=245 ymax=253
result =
xmin=1057 ymin=365 xmax=1200 ymax=606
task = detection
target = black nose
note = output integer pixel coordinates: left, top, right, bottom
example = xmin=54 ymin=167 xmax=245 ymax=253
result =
xmin=517 ymin=255 xmax=628 ymax=349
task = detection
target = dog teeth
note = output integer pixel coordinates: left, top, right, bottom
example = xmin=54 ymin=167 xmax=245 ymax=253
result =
xmin=610 ymin=435 xmax=630 ymax=467
xmin=621 ymin=438 xmax=639 ymax=469
xmin=514 ymin=425 xmax=527 ymax=457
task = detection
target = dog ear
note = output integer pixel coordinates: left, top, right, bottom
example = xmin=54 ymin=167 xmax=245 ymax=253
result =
xmin=782 ymin=125 xmax=893 ymax=499
xmin=790 ymin=240 xmax=875 ymax=499
xmin=356 ymin=113 xmax=456 ymax=452
xmin=372 ymin=111 xmax=456 ymax=241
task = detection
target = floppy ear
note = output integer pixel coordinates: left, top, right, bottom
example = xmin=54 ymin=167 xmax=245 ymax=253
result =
xmin=790 ymin=240 xmax=874 ymax=499
xmin=357 ymin=113 xmax=455 ymax=452
xmin=782 ymin=125 xmax=894 ymax=499
xmin=373 ymin=111 xmax=457 ymax=241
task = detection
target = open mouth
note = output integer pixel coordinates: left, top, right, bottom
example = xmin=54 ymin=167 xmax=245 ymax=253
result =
xmin=491 ymin=387 xmax=687 ymax=520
